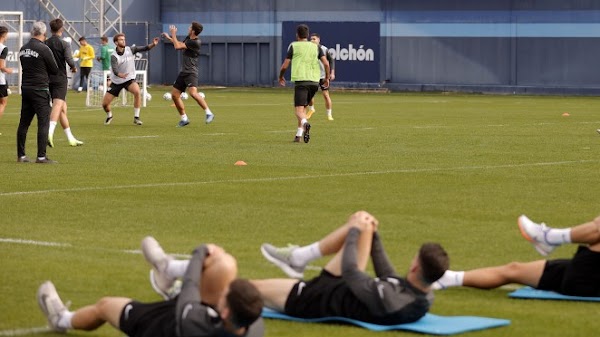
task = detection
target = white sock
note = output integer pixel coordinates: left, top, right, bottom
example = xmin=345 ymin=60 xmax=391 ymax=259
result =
xmin=181 ymin=114 xmax=188 ymax=121
xmin=546 ymin=228 xmax=572 ymax=245
xmin=301 ymin=118 xmax=307 ymax=126
xmin=308 ymin=105 xmax=314 ymax=112
xmin=49 ymin=121 xmax=57 ymax=136
xmin=296 ymin=128 xmax=303 ymax=137
xmin=106 ymin=111 xmax=113 ymax=118
xmin=166 ymin=259 xmax=189 ymax=279
xmin=434 ymin=270 xmax=464 ymax=289
xmin=134 ymin=108 xmax=140 ymax=118
xmin=326 ymin=109 xmax=332 ymax=115
xmin=205 ymin=107 xmax=213 ymax=115
xmin=290 ymin=242 xmax=322 ymax=267
xmin=64 ymin=127 xmax=75 ymax=141
xmin=56 ymin=310 xmax=74 ymax=330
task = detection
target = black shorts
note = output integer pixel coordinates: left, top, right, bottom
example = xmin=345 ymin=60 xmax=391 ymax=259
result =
xmin=107 ymin=79 xmax=135 ymax=97
xmin=285 ymin=270 xmax=380 ymax=322
xmin=0 ymin=84 xmax=7 ymax=98
xmin=293 ymin=82 xmax=319 ymax=107
xmin=50 ymin=80 xmax=68 ymax=100
xmin=119 ymin=299 xmax=177 ymax=337
xmin=537 ymin=245 xmax=600 ymax=296
xmin=318 ymin=78 xmax=329 ymax=91
xmin=173 ymin=72 xmax=198 ymax=92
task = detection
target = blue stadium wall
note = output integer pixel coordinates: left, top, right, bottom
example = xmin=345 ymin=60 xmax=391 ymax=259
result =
xmin=3 ymin=0 xmax=600 ymax=94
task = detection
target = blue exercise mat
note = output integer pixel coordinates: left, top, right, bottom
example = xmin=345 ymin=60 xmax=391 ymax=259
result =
xmin=509 ymin=286 xmax=600 ymax=302
xmin=262 ymin=308 xmax=510 ymax=335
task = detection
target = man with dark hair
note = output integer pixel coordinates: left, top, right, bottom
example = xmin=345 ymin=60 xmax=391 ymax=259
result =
xmin=37 ymin=237 xmax=265 ymax=337
xmin=97 ymin=35 xmax=114 ymax=87
xmin=162 ymin=21 xmax=215 ymax=127
xmin=0 ymin=25 xmax=13 ymax=136
xmin=46 ymin=18 xmax=83 ymax=147
xmin=102 ymin=33 xmax=158 ymax=125
xmin=73 ymin=36 xmax=94 ymax=92
xmin=279 ymin=24 xmax=330 ymax=143
xmin=434 ymin=214 xmax=600 ymax=297
xmin=307 ymin=33 xmax=335 ymax=121
xmin=17 ymin=21 xmax=59 ymax=163
xmin=254 ymin=211 xmax=449 ymax=324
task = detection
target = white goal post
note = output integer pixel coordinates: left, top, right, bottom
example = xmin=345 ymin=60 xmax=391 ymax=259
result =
xmin=86 ymin=69 xmax=148 ymax=107
xmin=0 ymin=11 xmax=24 ymax=92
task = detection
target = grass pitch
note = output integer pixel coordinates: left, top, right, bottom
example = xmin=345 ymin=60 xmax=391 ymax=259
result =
xmin=1 ymin=87 xmax=599 ymax=336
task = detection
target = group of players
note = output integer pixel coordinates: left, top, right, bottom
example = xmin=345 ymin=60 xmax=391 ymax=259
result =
xmin=1 ymin=21 xmax=338 ymax=164
xmin=3 ymin=20 xmax=218 ymax=164
xmin=35 ymin=210 xmax=600 ymax=337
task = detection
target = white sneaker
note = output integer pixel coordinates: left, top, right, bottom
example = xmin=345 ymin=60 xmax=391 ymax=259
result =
xmin=141 ymin=236 xmax=175 ymax=299
xmin=205 ymin=113 xmax=214 ymax=124
xmin=596 ymin=129 xmax=600 ymax=135
xmin=260 ymin=243 xmax=305 ymax=279
xmin=68 ymin=139 xmax=84 ymax=147
xmin=37 ymin=281 xmax=67 ymax=333
xmin=518 ymin=215 xmax=557 ymax=256
xmin=77 ymin=87 xmax=82 ymax=92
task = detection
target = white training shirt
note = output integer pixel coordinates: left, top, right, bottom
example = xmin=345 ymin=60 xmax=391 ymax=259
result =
xmin=110 ymin=46 xmax=136 ymax=85
xmin=0 ymin=43 xmax=7 ymax=85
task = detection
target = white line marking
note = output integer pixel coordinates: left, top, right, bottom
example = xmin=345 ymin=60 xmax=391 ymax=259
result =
xmin=0 ymin=327 xmax=52 ymax=336
xmin=0 ymin=160 xmax=596 ymax=197
xmin=0 ymin=238 xmax=71 ymax=247
xmin=118 ymin=135 xmax=159 ymax=139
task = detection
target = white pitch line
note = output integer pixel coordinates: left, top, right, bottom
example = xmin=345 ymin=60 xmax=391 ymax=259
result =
xmin=0 ymin=160 xmax=596 ymax=197
xmin=117 ymin=135 xmax=160 ymax=139
xmin=0 ymin=238 xmax=71 ymax=247
xmin=0 ymin=327 xmax=52 ymax=336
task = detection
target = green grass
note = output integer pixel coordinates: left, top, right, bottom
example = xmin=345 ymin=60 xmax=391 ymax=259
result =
xmin=1 ymin=87 xmax=599 ymax=336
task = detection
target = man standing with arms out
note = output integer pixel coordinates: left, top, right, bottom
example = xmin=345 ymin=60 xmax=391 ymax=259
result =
xmin=279 ymin=24 xmax=330 ymax=143
xmin=102 ymin=33 xmax=158 ymax=125
xmin=0 ymin=26 xmax=13 ymax=136
xmin=162 ymin=22 xmax=215 ymax=127
xmin=97 ymin=36 xmax=113 ymax=88
xmin=307 ymin=33 xmax=335 ymax=121
xmin=17 ymin=21 xmax=59 ymax=163
xmin=46 ymin=18 xmax=83 ymax=148
xmin=73 ymin=36 xmax=94 ymax=92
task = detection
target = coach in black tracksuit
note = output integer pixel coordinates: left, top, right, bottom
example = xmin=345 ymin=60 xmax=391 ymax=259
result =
xmin=17 ymin=21 xmax=59 ymax=164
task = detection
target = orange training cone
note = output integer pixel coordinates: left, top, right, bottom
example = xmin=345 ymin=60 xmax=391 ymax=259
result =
xmin=562 ymin=112 xmax=570 ymax=117
xmin=234 ymin=161 xmax=247 ymax=166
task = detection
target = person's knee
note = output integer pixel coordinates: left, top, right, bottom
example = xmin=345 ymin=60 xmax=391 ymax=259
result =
xmin=504 ymin=262 xmax=526 ymax=277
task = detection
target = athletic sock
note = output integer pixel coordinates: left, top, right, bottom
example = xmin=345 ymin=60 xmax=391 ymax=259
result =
xmin=64 ymin=127 xmax=75 ymax=141
xmin=308 ymin=105 xmax=315 ymax=112
xmin=133 ymin=108 xmax=140 ymax=118
xmin=290 ymin=242 xmax=322 ymax=267
xmin=296 ymin=128 xmax=303 ymax=137
xmin=106 ymin=111 xmax=113 ymax=118
xmin=301 ymin=118 xmax=307 ymax=126
xmin=49 ymin=121 xmax=57 ymax=136
xmin=326 ymin=109 xmax=332 ymax=115
xmin=166 ymin=259 xmax=189 ymax=279
xmin=546 ymin=228 xmax=572 ymax=245
xmin=181 ymin=114 xmax=188 ymax=121
xmin=435 ymin=270 xmax=464 ymax=289
xmin=56 ymin=311 xmax=74 ymax=330
xmin=205 ymin=107 xmax=213 ymax=115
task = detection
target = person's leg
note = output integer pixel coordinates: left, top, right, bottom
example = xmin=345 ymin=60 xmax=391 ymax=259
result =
xmin=0 ymin=96 xmax=7 ymax=119
xmin=126 ymin=81 xmax=143 ymax=124
xmin=59 ymin=103 xmax=83 ymax=146
xmin=48 ymin=98 xmax=64 ymax=147
xmin=434 ymin=260 xmax=546 ymax=290
xmin=70 ymin=297 xmax=131 ymax=330
xmin=17 ymin=91 xmax=35 ymax=159
xmin=102 ymin=92 xmax=116 ymax=125
xmin=34 ymin=92 xmax=51 ymax=160
xmin=261 ymin=211 xmax=378 ymax=277
xmin=188 ymin=86 xmax=214 ymax=123
xmin=322 ymin=90 xmax=333 ymax=120
xmin=519 ymin=214 xmax=600 ymax=255
xmin=250 ymin=279 xmax=297 ymax=311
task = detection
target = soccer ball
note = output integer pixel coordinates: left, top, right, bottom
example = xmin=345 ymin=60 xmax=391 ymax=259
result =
xmin=199 ymin=92 xmax=206 ymax=99
xmin=6 ymin=88 xmax=11 ymax=95
xmin=181 ymin=92 xmax=189 ymax=100
xmin=163 ymin=92 xmax=172 ymax=100
xmin=98 ymin=85 xmax=104 ymax=92
xmin=145 ymin=91 xmax=152 ymax=101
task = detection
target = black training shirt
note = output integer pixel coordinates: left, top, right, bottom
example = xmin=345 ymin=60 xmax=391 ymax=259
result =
xmin=19 ymin=38 xmax=59 ymax=89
